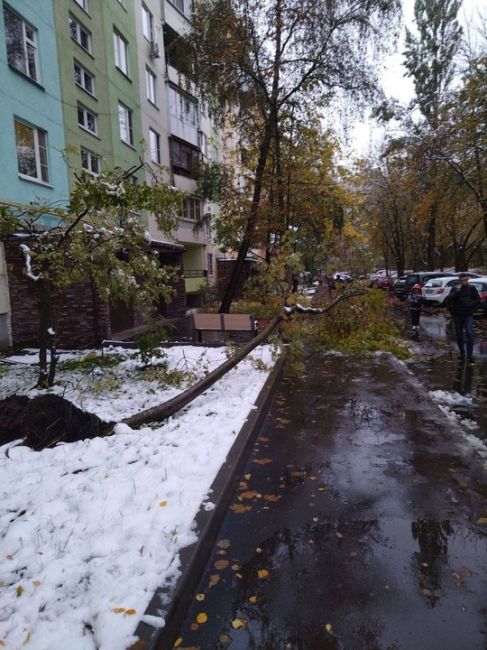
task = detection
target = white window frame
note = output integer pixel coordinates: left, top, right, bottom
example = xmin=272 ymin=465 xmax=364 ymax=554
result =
xmin=182 ymin=197 xmax=201 ymax=221
xmin=73 ymin=60 xmax=95 ymax=95
xmin=149 ymin=128 xmax=160 ymax=164
xmin=141 ymin=4 xmax=153 ymax=40
xmin=74 ymin=0 xmax=89 ymax=12
xmin=113 ymin=30 xmax=128 ymax=75
xmin=145 ymin=67 xmax=156 ymax=105
xmin=118 ymin=103 xmax=133 ymax=145
xmin=80 ymin=147 xmax=100 ymax=175
xmin=4 ymin=6 xmax=39 ymax=82
xmin=14 ymin=119 xmax=49 ymax=184
xmin=69 ymin=16 xmax=92 ymax=53
xmin=77 ymin=104 xmax=97 ymax=135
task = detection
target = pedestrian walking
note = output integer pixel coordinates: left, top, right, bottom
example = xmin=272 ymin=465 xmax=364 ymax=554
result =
xmin=407 ymin=284 xmax=423 ymax=333
xmin=446 ymin=273 xmax=481 ymax=363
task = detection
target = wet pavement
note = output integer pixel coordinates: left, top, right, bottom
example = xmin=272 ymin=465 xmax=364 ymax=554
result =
xmin=167 ymin=351 xmax=487 ymax=650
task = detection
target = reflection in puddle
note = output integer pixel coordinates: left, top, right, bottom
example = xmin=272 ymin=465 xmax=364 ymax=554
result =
xmin=411 ymin=519 xmax=452 ymax=608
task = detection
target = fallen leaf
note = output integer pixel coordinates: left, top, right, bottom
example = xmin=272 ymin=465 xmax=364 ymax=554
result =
xmin=290 ymin=471 xmax=304 ymax=477
xmin=263 ymin=494 xmax=282 ymax=502
xmin=236 ymin=572 xmax=242 ymax=578
xmin=350 ymin=551 xmax=358 ymax=558
xmin=256 ymin=547 xmax=262 ymax=553
xmin=190 ymin=623 xmax=199 ymax=631
xmin=231 ymin=618 xmax=247 ymax=630
xmin=217 ymin=549 xmax=226 ymax=556
xmin=244 ymin=474 xmax=251 ymax=480
xmin=208 ymin=574 xmax=220 ymax=588
xmin=16 ymin=585 xmax=24 ymax=598
xmin=258 ymin=437 xmax=269 ymax=442
xmin=216 ymin=539 xmax=230 ymax=548
xmin=239 ymin=490 xmax=259 ymax=500
xmin=239 ymin=482 xmax=248 ymax=489
xmin=309 ymin=476 xmax=317 ymax=480
xmin=159 ymin=500 xmax=168 ymax=508
xmin=308 ymin=539 xmax=315 ymax=544
xmin=318 ymin=486 xmax=327 ymax=492
xmin=32 ymin=580 xmax=41 ymax=587
xmin=196 ymin=612 xmax=208 ymax=624
xmin=230 ymin=504 xmax=252 ymax=514
xmin=248 ymin=595 xmax=257 ymax=604
xmin=219 ymin=634 xmax=231 ymax=644
xmin=112 ymin=608 xmax=125 ymax=614
xmin=231 ymin=564 xmax=240 ymax=571
xmin=125 ymin=609 xmax=136 ymax=615
xmin=0 ymin=641 xmax=5 ymax=647
xmin=195 ymin=594 xmax=205 ymax=602
xmin=422 ymin=588 xmax=432 ymax=596
xmin=476 ymin=517 xmax=487 ymax=525
xmin=312 ymin=517 xmax=319 ymax=522
xmin=214 ymin=560 xmax=229 ymax=570
xmin=336 ymin=532 xmax=343 ymax=539
xmin=257 ymin=569 xmax=269 ymax=579
xmin=253 ymin=458 xmax=272 ymax=465
xmin=23 ymin=632 xmax=31 ymax=645
xmin=6 ymin=555 xmax=13 ymax=561
xmin=325 ymin=623 xmax=333 ymax=635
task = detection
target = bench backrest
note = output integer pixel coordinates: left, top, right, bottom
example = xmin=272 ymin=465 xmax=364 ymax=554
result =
xmin=193 ymin=313 xmax=255 ymax=332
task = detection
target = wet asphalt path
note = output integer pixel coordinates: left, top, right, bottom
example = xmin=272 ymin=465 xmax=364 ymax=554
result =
xmin=170 ymin=353 xmax=487 ymax=650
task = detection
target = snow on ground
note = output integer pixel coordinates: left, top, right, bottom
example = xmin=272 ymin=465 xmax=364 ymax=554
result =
xmin=429 ymin=389 xmax=479 ymax=431
xmin=0 ymin=345 xmax=276 ymax=650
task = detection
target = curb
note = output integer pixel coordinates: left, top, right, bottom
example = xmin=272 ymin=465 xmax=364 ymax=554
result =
xmin=133 ymin=355 xmax=286 ymax=650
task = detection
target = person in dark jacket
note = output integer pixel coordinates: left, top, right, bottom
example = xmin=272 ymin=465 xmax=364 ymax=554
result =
xmin=407 ymin=284 xmax=424 ymax=332
xmin=446 ymin=274 xmax=481 ymax=363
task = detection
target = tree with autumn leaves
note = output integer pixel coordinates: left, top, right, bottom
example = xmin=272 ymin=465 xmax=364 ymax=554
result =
xmin=184 ymin=0 xmax=401 ymax=311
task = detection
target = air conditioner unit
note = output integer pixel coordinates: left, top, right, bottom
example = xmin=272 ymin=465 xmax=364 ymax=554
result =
xmin=149 ymin=41 xmax=160 ymax=59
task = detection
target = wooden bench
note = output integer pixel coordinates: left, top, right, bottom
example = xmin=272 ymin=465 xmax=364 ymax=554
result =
xmin=192 ymin=313 xmax=257 ymax=343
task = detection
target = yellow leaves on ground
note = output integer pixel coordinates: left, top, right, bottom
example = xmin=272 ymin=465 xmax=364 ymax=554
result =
xmin=213 ymin=559 xmax=229 ymax=570
xmin=230 ymin=504 xmax=252 ymax=514
xmin=196 ymin=612 xmax=207 ymax=624
xmin=239 ymin=490 xmax=259 ymax=500
xmin=159 ymin=500 xmax=168 ymax=508
xmin=32 ymin=580 xmax=41 ymax=588
xmin=16 ymin=586 xmax=24 ymax=598
xmin=173 ymin=638 xmax=183 ymax=647
xmin=112 ymin=608 xmax=136 ymax=615
xmin=219 ymin=634 xmax=231 ymax=644
xmin=248 ymin=595 xmax=257 ymax=604
xmin=336 ymin=532 xmax=344 ymax=539
xmin=195 ymin=593 xmax=205 ymax=602
xmin=216 ymin=539 xmax=230 ymax=549
xmin=23 ymin=632 xmax=31 ymax=645
xmin=0 ymin=640 xmax=5 ymax=646
xmin=258 ymin=437 xmax=269 ymax=442
xmin=6 ymin=555 xmax=14 ymax=561
xmin=208 ymin=574 xmax=220 ymax=588
xmin=253 ymin=458 xmax=272 ymax=465
xmin=257 ymin=569 xmax=269 ymax=579
xmin=325 ymin=623 xmax=333 ymax=635
xmin=317 ymin=485 xmax=327 ymax=492
xmin=477 ymin=517 xmax=487 ymax=524
xmin=244 ymin=473 xmax=251 ymax=480
xmin=263 ymin=494 xmax=281 ymax=502
xmin=231 ymin=618 xmax=247 ymax=630
xmin=173 ymin=640 xmax=200 ymax=650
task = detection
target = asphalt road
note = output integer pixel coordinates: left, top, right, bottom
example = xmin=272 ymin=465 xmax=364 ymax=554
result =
xmin=168 ymin=350 xmax=487 ymax=650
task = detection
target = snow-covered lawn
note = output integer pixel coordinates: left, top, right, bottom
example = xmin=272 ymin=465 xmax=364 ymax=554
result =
xmin=0 ymin=345 xmax=277 ymax=649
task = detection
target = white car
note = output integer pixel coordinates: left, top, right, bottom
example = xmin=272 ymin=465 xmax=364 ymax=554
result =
xmin=421 ymin=276 xmax=459 ymax=305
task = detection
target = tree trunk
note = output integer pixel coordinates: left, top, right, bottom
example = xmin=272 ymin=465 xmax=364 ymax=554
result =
xmin=219 ymin=120 xmax=274 ymax=313
xmin=37 ymin=280 xmax=56 ymax=388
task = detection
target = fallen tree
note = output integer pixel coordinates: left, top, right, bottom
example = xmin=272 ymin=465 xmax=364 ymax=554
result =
xmin=121 ymin=289 xmax=364 ymax=429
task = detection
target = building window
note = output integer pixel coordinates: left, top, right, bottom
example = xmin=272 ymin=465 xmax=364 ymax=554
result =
xmin=169 ymin=139 xmax=200 ymax=175
xmin=207 ymin=253 xmax=213 ymax=276
xmin=141 ymin=4 xmax=153 ymax=40
xmin=169 ymin=0 xmax=185 ymax=14
xmin=74 ymin=0 xmax=89 ymax=11
xmin=149 ymin=128 xmax=160 ymax=164
xmin=169 ymin=86 xmax=198 ymax=127
xmin=118 ymin=103 xmax=133 ymax=145
xmin=4 ymin=6 xmax=39 ymax=82
xmin=182 ymin=197 xmax=201 ymax=221
xmin=145 ymin=67 xmax=156 ymax=104
xmin=14 ymin=119 xmax=49 ymax=183
xmin=113 ymin=30 xmax=128 ymax=75
xmin=81 ymin=147 xmax=100 ymax=175
xmin=73 ymin=61 xmax=95 ymax=95
xmin=69 ymin=16 xmax=91 ymax=52
xmin=77 ymin=104 xmax=97 ymax=134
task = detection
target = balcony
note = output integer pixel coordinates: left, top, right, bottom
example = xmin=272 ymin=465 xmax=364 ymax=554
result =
xmin=184 ymin=269 xmax=207 ymax=294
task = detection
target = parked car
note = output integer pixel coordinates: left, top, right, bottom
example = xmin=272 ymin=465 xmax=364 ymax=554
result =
xmin=393 ymin=277 xmax=408 ymax=300
xmin=468 ymin=277 xmax=487 ymax=315
xmin=421 ymin=276 xmax=459 ymax=305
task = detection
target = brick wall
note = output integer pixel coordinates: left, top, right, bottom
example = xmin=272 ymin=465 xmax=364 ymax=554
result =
xmin=5 ymin=238 xmax=187 ymax=348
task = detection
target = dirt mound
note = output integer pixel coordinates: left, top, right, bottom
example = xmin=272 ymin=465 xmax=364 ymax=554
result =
xmin=0 ymin=394 xmax=113 ymax=450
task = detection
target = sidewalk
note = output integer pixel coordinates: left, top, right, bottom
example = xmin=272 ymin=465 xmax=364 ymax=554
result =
xmin=160 ymin=352 xmax=487 ymax=650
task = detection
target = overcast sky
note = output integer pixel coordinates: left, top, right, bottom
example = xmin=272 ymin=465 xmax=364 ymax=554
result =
xmin=347 ymin=0 xmax=485 ymax=158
